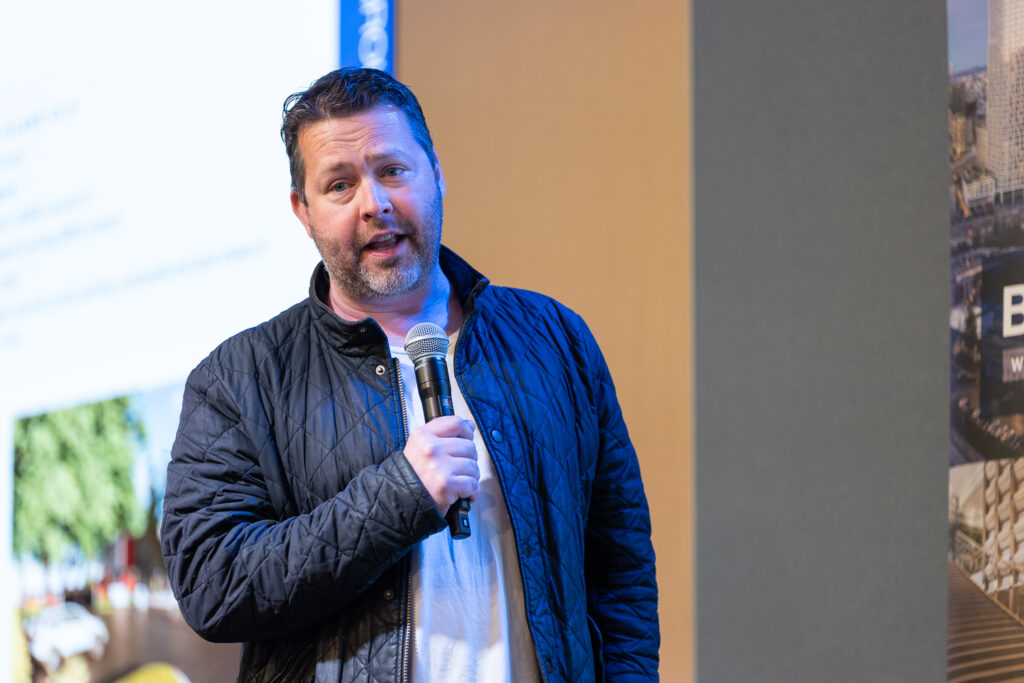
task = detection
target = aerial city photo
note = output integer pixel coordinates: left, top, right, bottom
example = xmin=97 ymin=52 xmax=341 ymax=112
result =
xmin=948 ymin=2 xmax=1024 ymax=681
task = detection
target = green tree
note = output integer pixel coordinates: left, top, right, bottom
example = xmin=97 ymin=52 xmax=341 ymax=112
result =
xmin=13 ymin=397 xmax=146 ymax=564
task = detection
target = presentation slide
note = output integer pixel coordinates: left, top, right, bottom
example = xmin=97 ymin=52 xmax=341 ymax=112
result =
xmin=2 ymin=2 xmax=339 ymax=680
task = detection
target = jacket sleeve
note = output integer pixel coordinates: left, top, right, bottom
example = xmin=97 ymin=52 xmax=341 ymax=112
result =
xmin=160 ymin=360 xmax=446 ymax=643
xmin=581 ymin=327 xmax=661 ymax=680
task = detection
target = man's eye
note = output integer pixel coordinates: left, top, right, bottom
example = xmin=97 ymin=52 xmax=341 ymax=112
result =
xmin=331 ymin=181 xmax=350 ymax=192
xmin=382 ymin=166 xmax=404 ymax=177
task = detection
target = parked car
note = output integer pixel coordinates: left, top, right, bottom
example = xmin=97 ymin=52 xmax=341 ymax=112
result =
xmin=22 ymin=602 xmax=108 ymax=672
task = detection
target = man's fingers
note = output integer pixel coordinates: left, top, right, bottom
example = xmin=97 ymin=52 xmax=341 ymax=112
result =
xmin=446 ymin=454 xmax=480 ymax=479
xmin=403 ymin=419 xmax=480 ymax=513
xmin=435 ymin=435 xmax=478 ymax=461
xmin=421 ymin=415 xmax=475 ymax=440
xmin=449 ymin=475 xmax=480 ymax=504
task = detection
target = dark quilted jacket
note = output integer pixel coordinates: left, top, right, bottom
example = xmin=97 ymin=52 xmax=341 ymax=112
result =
xmin=161 ymin=247 xmax=659 ymax=682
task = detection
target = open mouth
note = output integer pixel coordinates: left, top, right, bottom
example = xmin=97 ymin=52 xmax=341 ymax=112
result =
xmin=364 ymin=233 xmax=404 ymax=252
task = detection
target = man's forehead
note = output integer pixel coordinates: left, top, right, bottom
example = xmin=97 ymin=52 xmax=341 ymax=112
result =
xmin=297 ymin=108 xmax=432 ymax=178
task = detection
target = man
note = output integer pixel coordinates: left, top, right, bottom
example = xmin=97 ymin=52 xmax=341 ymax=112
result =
xmin=161 ymin=67 xmax=658 ymax=682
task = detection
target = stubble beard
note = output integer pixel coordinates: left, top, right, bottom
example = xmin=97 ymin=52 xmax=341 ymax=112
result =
xmin=314 ymin=189 xmax=443 ymax=304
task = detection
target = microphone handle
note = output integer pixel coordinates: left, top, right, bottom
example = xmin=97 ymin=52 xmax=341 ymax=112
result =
xmin=414 ymin=356 xmax=471 ymax=539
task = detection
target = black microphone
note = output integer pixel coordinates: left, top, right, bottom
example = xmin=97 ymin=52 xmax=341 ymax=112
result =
xmin=404 ymin=322 xmax=471 ymax=539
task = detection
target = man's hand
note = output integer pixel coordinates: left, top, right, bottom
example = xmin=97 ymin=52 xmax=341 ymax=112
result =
xmin=403 ymin=416 xmax=480 ymax=514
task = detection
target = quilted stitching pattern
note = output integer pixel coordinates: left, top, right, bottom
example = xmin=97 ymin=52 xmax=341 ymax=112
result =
xmin=459 ymin=289 xmax=659 ymax=681
xmin=160 ymin=249 xmax=658 ymax=682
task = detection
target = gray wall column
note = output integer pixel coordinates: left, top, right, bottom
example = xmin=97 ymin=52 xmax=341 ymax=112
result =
xmin=695 ymin=2 xmax=949 ymax=680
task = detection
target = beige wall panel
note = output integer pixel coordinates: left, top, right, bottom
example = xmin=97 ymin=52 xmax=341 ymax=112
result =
xmin=397 ymin=2 xmax=692 ymax=679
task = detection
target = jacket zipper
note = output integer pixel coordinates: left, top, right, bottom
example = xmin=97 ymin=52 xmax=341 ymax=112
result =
xmin=393 ymin=356 xmax=410 ymax=444
xmin=392 ymin=357 xmax=414 ymax=683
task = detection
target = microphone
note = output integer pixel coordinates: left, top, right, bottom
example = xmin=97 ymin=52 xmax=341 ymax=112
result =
xmin=403 ymin=322 xmax=471 ymax=539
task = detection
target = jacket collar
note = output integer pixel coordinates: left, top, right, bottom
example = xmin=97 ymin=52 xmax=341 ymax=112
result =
xmin=306 ymin=245 xmax=490 ymax=354
xmin=439 ymin=245 xmax=490 ymax=313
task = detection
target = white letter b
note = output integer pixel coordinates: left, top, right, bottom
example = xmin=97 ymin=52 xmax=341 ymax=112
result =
xmin=1004 ymin=284 xmax=1024 ymax=338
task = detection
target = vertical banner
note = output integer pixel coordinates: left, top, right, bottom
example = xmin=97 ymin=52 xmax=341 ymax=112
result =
xmin=339 ymin=0 xmax=395 ymax=73
xmin=948 ymin=2 xmax=1024 ymax=679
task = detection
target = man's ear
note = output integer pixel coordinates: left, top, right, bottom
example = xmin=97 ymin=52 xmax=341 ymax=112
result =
xmin=432 ymin=154 xmax=446 ymax=199
xmin=291 ymin=189 xmax=314 ymax=239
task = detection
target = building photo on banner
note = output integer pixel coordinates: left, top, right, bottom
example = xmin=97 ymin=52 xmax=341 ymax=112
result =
xmin=948 ymin=1 xmax=1024 ymax=680
xmin=0 ymin=1 xmax=398 ymax=681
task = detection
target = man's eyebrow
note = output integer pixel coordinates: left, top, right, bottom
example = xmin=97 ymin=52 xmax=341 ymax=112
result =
xmin=317 ymin=150 xmax=410 ymax=177
xmin=366 ymin=149 xmax=411 ymax=164
xmin=320 ymin=160 xmax=354 ymax=176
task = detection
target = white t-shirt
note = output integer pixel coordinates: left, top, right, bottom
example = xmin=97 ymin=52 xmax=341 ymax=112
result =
xmin=391 ymin=332 xmax=540 ymax=683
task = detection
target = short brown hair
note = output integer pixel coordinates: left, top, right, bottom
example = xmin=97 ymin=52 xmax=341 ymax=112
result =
xmin=281 ymin=68 xmax=436 ymax=203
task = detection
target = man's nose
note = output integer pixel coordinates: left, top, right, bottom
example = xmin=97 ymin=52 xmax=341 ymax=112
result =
xmin=359 ymin=180 xmax=393 ymax=220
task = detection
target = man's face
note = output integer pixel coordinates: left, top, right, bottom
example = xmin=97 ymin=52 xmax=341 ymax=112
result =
xmin=290 ymin=107 xmax=446 ymax=306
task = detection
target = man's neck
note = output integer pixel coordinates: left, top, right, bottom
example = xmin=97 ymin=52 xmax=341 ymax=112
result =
xmin=326 ymin=266 xmax=463 ymax=347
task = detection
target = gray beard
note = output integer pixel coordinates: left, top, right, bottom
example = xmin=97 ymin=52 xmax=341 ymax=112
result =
xmin=317 ymin=189 xmax=443 ymax=304
xmin=328 ymin=233 xmax=437 ymax=301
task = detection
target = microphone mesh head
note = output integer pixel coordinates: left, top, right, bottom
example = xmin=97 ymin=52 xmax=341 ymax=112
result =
xmin=404 ymin=322 xmax=449 ymax=361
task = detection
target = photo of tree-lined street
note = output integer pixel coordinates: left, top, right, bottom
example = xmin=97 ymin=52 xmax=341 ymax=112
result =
xmin=11 ymin=388 xmax=238 ymax=683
